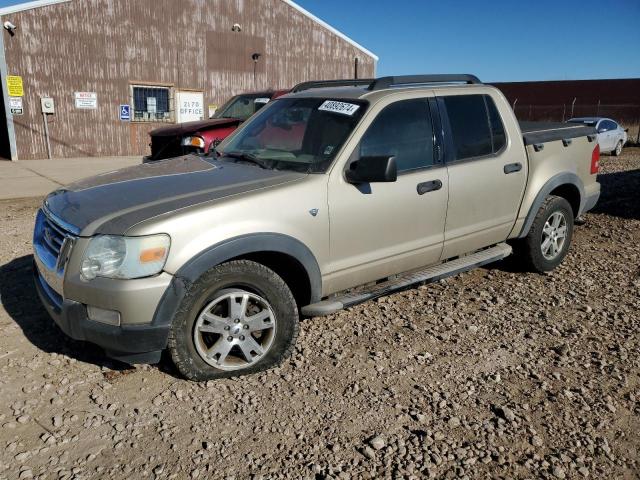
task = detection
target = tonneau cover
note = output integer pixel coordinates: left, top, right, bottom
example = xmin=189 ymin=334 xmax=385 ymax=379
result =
xmin=520 ymin=121 xmax=596 ymax=146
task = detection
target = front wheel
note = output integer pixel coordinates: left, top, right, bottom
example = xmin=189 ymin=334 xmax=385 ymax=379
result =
xmin=515 ymin=195 xmax=574 ymax=273
xmin=168 ymin=260 xmax=299 ymax=381
xmin=613 ymin=140 xmax=623 ymax=157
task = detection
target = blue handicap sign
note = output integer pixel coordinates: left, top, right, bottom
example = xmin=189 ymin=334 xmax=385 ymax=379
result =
xmin=120 ymin=104 xmax=131 ymax=121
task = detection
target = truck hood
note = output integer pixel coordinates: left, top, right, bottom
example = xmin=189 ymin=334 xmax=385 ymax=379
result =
xmin=44 ymin=155 xmax=306 ymax=236
xmin=149 ymin=118 xmax=242 ymax=137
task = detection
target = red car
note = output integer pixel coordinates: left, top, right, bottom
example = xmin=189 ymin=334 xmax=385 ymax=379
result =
xmin=146 ymin=90 xmax=289 ymax=161
xmin=145 ymin=79 xmax=373 ymax=161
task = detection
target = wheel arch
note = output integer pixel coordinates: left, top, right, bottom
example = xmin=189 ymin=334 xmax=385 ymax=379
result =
xmin=518 ymin=173 xmax=584 ymax=238
xmin=152 ymin=233 xmax=322 ymax=327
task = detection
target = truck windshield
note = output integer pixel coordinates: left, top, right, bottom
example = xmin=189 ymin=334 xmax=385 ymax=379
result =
xmin=212 ymin=94 xmax=272 ymax=121
xmin=218 ymin=97 xmax=367 ymax=173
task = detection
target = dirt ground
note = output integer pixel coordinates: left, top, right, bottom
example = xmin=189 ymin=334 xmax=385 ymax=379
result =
xmin=0 ymin=149 xmax=638 ymax=480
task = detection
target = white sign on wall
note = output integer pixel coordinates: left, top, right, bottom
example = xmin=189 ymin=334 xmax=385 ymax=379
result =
xmin=9 ymin=97 xmax=23 ymax=115
xmin=147 ymin=97 xmax=157 ymax=114
xmin=74 ymin=92 xmax=97 ymax=109
xmin=176 ymin=91 xmax=204 ymax=123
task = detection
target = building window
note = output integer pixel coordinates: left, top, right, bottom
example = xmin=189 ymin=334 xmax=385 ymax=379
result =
xmin=131 ymin=85 xmax=173 ymax=122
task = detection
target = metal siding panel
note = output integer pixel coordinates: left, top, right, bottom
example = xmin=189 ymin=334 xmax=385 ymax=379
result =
xmin=2 ymin=0 xmax=376 ymax=159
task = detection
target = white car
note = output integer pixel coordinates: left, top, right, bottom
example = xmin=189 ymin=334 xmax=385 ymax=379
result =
xmin=568 ymin=117 xmax=628 ymax=156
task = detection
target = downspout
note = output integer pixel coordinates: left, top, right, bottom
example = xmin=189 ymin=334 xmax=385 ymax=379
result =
xmin=0 ymin=16 xmax=18 ymax=161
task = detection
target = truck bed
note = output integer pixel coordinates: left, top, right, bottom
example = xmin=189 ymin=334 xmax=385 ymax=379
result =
xmin=520 ymin=121 xmax=596 ymax=146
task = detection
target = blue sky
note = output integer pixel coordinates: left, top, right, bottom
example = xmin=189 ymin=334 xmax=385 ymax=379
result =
xmin=1 ymin=0 xmax=639 ymax=82
xmin=294 ymin=0 xmax=640 ymax=81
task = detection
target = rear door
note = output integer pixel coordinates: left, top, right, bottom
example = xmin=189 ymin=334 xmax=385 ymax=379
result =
xmin=437 ymin=93 xmax=528 ymax=259
xmin=325 ymin=95 xmax=449 ymax=294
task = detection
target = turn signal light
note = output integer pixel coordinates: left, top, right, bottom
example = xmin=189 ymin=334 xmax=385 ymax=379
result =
xmin=590 ymin=144 xmax=600 ymax=174
xmin=139 ymin=247 xmax=168 ymax=264
xmin=181 ymin=136 xmax=205 ymax=149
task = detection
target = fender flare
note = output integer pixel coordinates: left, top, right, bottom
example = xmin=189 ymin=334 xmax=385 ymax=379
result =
xmin=151 ymin=233 xmax=322 ymax=327
xmin=517 ymin=172 xmax=584 ymax=238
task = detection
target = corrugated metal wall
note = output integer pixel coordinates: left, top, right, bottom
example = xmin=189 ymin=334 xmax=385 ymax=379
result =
xmin=1 ymin=0 xmax=376 ymax=159
xmin=493 ymin=79 xmax=640 ymax=143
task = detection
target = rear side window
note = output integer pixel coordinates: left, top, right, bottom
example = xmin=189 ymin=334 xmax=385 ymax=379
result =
xmin=360 ymin=99 xmax=434 ymax=173
xmin=442 ymin=94 xmax=506 ymax=161
xmin=486 ymin=97 xmax=506 ymax=152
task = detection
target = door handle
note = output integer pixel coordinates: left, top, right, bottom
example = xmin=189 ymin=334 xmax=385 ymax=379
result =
xmin=417 ymin=180 xmax=442 ymax=195
xmin=504 ymin=162 xmax=522 ymax=174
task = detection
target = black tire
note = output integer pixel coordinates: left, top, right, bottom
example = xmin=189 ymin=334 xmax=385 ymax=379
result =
xmin=515 ymin=195 xmax=574 ymax=273
xmin=167 ymin=260 xmax=299 ymax=381
xmin=612 ymin=141 xmax=623 ymax=157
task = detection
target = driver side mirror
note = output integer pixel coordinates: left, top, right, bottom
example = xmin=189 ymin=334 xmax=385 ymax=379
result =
xmin=345 ymin=156 xmax=397 ymax=183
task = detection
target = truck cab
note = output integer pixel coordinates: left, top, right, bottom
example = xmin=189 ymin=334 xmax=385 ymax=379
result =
xmin=33 ymin=74 xmax=600 ymax=381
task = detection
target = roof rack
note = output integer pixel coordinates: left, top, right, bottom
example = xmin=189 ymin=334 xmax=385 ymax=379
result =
xmin=291 ymin=78 xmax=374 ymax=93
xmin=368 ymin=74 xmax=482 ymax=91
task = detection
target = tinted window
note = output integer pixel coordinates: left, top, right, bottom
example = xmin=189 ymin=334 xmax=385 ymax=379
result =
xmin=603 ymin=120 xmax=617 ymax=131
xmin=443 ymin=95 xmax=492 ymax=160
xmin=360 ymin=99 xmax=434 ymax=173
xmin=486 ymin=96 xmax=506 ymax=152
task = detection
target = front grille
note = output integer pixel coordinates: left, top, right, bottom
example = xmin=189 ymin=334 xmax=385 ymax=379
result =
xmin=33 ymin=209 xmax=77 ymax=273
xmin=150 ymin=135 xmax=187 ymax=160
xmin=41 ymin=215 xmax=67 ymax=259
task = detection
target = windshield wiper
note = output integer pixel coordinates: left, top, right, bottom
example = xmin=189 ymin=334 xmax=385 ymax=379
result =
xmin=220 ymin=151 xmax=270 ymax=169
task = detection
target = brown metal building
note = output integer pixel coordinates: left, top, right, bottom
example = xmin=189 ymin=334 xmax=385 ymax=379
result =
xmin=0 ymin=0 xmax=377 ymax=160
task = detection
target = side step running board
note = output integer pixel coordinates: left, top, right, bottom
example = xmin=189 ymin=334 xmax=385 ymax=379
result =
xmin=301 ymin=243 xmax=512 ymax=317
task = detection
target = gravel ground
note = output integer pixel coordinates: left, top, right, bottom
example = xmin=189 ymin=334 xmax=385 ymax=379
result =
xmin=0 ymin=149 xmax=638 ymax=480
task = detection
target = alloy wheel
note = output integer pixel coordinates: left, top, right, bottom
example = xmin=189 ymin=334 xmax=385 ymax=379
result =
xmin=193 ymin=290 xmax=276 ymax=371
xmin=541 ymin=211 xmax=568 ymax=260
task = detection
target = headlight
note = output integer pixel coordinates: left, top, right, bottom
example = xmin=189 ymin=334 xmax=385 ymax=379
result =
xmin=181 ymin=136 xmax=205 ymax=149
xmin=81 ymin=234 xmax=170 ymax=281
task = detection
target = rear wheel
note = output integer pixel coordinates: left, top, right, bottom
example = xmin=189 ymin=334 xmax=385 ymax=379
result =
xmin=613 ymin=140 xmax=623 ymax=156
xmin=516 ymin=195 xmax=574 ymax=273
xmin=168 ymin=260 xmax=299 ymax=381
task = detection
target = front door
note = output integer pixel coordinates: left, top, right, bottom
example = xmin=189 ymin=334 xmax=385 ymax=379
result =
xmin=596 ymin=120 xmax=616 ymax=152
xmin=325 ymin=96 xmax=449 ymax=294
xmin=438 ymin=93 xmax=528 ymax=259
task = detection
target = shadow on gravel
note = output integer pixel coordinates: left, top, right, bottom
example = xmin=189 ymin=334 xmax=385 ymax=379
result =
xmin=0 ymin=255 xmax=131 ymax=371
xmin=591 ymin=169 xmax=640 ymax=220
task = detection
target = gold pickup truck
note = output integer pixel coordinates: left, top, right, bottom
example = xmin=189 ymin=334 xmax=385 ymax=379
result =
xmin=33 ymin=75 xmax=600 ymax=380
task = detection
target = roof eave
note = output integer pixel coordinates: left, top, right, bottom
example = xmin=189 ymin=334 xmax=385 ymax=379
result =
xmin=281 ymin=0 xmax=378 ymax=61
xmin=0 ymin=0 xmax=71 ymax=16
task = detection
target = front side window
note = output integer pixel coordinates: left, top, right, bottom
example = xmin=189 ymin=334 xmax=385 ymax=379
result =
xmin=132 ymin=85 xmax=173 ymax=123
xmin=600 ymin=120 xmax=617 ymax=132
xmin=213 ymin=94 xmax=272 ymax=121
xmin=219 ymin=97 xmax=367 ymax=173
xmin=359 ymin=99 xmax=435 ymax=173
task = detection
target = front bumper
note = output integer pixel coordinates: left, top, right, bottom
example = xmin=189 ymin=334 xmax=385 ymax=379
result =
xmin=34 ymin=264 xmax=170 ymax=364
